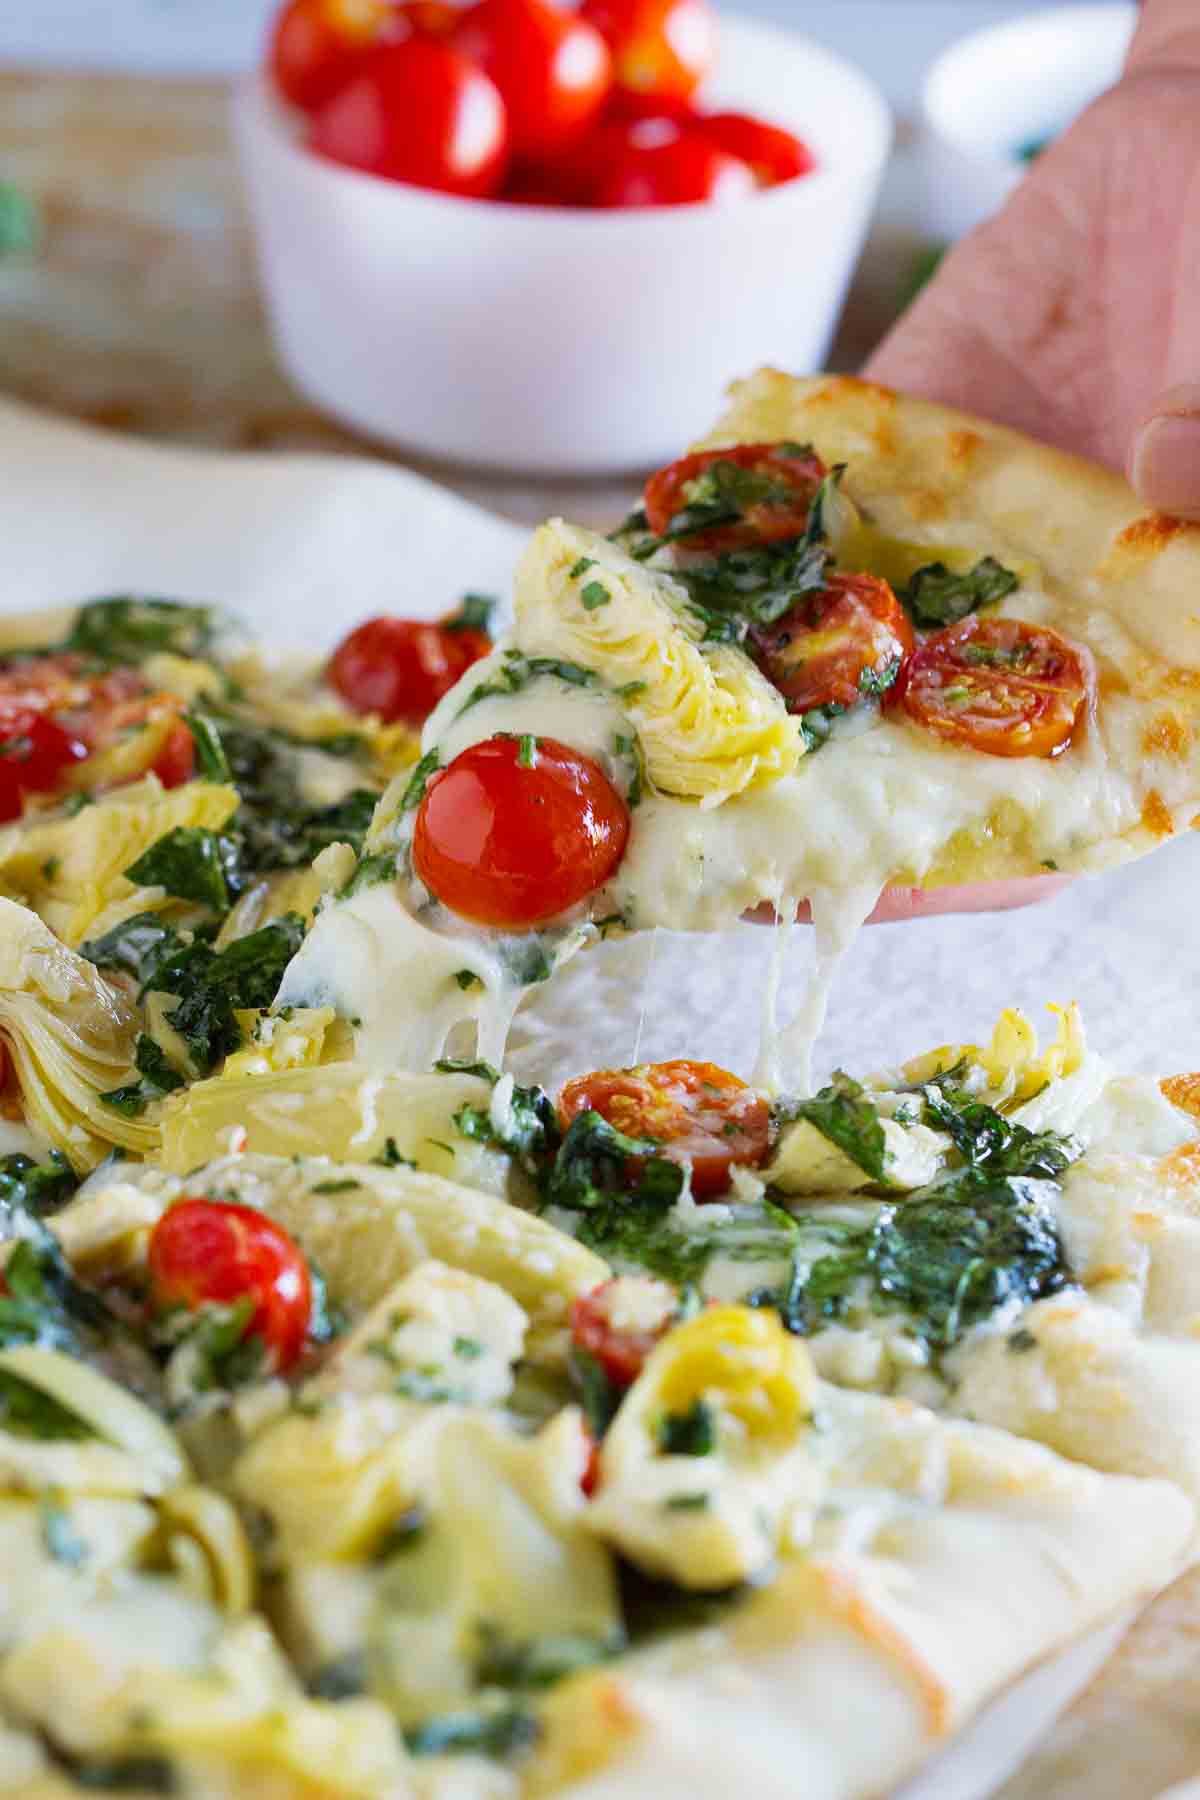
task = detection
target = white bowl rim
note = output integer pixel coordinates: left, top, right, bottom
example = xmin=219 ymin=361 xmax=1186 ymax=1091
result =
xmin=920 ymin=2 xmax=1136 ymax=151
xmin=235 ymin=8 xmax=892 ymax=232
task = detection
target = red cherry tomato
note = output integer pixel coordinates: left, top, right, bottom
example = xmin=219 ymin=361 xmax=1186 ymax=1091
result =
xmin=329 ymin=615 xmax=491 ymax=726
xmin=696 ymin=111 xmax=816 ymax=188
xmin=151 ymin=718 xmax=198 ymax=789
xmin=750 ymin=574 xmax=915 ymax=715
xmin=594 ymin=125 xmax=752 ymax=208
xmin=0 ymin=711 xmax=88 ymax=820
xmin=310 ymin=38 xmax=510 ymax=197
xmin=580 ymin=0 xmax=716 ymax=104
xmin=644 ymin=442 xmax=829 ymax=552
xmin=395 ymin=0 xmax=459 ymax=34
xmin=570 ymin=1277 xmax=677 ymax=1388
xmin=454 ymin=0 xmax=612 ymax=162
xmin=269 ymin=0 xmax=396 ymax=111
xmin=559 ymin=1058 xmax=771 ymax=1198
xmin=412 ymin=734 xmax=630 ymax=927
xmin=148 ymin=1199 xmax=314 ymax=1371
xmin=896 ymin=615 xmax=1091 ymax=759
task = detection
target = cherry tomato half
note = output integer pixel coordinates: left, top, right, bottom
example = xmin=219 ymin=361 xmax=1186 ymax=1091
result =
xmin=412 ymin=733 xmax=630 ymax=927
xmin=895 ymin=615 xmax=1091 ymax=759
xmin=644 ymin=442 xmax=829 ymax=552
xmin=571 ymin=1276 xmax=677 ymax=1387
xmin=697 ymin=111 xmax=816 ymax=188
xmin=594 ymin=125 xmax=752 ymax=208
xmin=454 ymin=0 xmax=612 ymax=162
xmin=148 ymin=1199 xmax=313 ymax=1371
xmin=269 ymin=0 xmax=396 ymax=111
xmin=750 ymin=573 xmax=914 ymax=715
xmin=329 ymin=614 xmax=491 ymax=726
xmin=580 ymin=0 xmax=716 ymax=105
xmin=0 ymin=712 xmax=88 ymax=821
xmin=558 ymin=1058 xmax=771 ymax=1198
xmin=310 ymin=38 xmax=510 ymax=197
xmin=151 ymin=717 xmax=199 ymax=789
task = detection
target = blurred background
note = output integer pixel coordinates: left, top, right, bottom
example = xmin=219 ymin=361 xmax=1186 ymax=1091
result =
xmin=0 ymin=0 xmax=1123 ymax=515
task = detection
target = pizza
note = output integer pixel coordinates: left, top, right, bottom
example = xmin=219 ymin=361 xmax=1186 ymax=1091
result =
xmin=0 ymin=374 xmax=1197 ymax=1794
xmin=281 ymin=372 xmax=1200 ymax=1087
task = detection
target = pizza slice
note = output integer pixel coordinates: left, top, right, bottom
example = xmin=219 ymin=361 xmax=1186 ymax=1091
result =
xmin=3 ymin=1110 xmax=1190 ymax=1800
xmin=281 ymin=372 xmax=1200 ymax=1080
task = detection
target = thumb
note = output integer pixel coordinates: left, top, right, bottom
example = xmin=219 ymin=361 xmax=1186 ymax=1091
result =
xmin=1129 ymin=387 xmax=1200 ymax=522
xmin=1127 ymin=150 xmax=1200 ymax=519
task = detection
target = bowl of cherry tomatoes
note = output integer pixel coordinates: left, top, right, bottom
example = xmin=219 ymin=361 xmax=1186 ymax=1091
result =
xmin=234 ymin=0 xmax=891 ymax=472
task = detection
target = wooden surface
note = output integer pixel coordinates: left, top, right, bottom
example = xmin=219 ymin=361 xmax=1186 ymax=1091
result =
xmin=0 ymin=66 xmax=912 ymax=529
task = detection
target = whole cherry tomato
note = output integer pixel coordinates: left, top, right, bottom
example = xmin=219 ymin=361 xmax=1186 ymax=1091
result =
xmin=269 ymin=0 xmax=396 ymax=111
xmin=570 ymin=1276 xmax=678 ymax=1387
xmin=310 ymin=38 xmax=510 ymax=197
xmin=895 ymin=615 xmax=1091 ymax=759
xmin=696 ymin=111 xmax=816 ymax=188
xmin=396 ymin=0 xmax=460 ymax=34
xmin=454 ymin=0 xmax=612 ymax=162
xmin=558 ymin=1058 xmax=771 ymax=1197
xmin=580 ymin=0 xmax=716 ymax=105
xmin=329 ymin=614 xmax=491 ymax=725
xmin=148 ymin=1198 xmax=314 ymax=1371
xmin=412 ymin=733 xmax=630 ymax=926
xmin=750 ymin=574 xmax=914 ymax=715
xmin=594 ymin=123 xmax=753 ymax=208
xmin=644 ymin=442 xmax=828 ymax=552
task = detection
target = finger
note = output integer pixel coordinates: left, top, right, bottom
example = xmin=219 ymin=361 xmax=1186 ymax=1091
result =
xmin=1126 ymin=135 xmax=1200 ymax=518
xmin=1125 ymin=0 xmax=1200 ymax=74
xmin=743 ymin=875 xmax=1073 ymax=928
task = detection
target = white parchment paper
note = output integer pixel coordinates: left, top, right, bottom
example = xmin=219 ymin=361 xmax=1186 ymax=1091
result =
xmin=2 ymin=396 xmax=1192 ymax=1794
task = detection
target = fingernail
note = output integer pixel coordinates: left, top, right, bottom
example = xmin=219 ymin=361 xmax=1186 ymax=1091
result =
xmin=1131 ymin=404 xmax=1200 ymax=518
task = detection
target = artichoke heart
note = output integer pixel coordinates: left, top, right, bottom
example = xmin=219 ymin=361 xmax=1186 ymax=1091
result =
xmin=0 ymin=897 xmax=156 ymax=1167
xmin=515 ymin=520 xmax=804 ymax=804
xmin=0 ymin=777 xmax=239 ymax=947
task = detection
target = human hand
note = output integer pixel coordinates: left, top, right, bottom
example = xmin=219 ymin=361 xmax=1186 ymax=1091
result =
xmin=867 ymin=0 xmax=1200 ymax=517
xmin=833 ymin=0 xmax=1200 ymax=926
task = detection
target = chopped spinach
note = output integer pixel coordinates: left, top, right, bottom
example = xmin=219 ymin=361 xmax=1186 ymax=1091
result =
xmin=212 ymin=717 xmax=378 ymax=873
xmin=898 ymin=556 xmax=1018 ymax=629
xmin=0 ymin=1151 xmax=77 ymax=1219
xmin=100 ymin=1034 xmax=185 ymax=1118
xmin=454 ymin=650 xmax=598 ymax=717
xmin=147 ymin=913 xmax=306 ymax=1073
xmin=782 ymin=1073 xmax=889 ymax=1182
xmin=338 ymin=852 xmax=396 ymax=898
xmin=657 ymin=1398 xmax=715 ymax=1456
xmin=80 ymin=912 xmax=191 ymax=990
xmin=918 ymin=1080 xmax=1081 ymax=1181
xmin=62 ymin=597 xmax=223 ymax=668
xmin=547 ymin=1110 xmax=684 ymax=1233
xmin=871 ymin=1175 xmax=1070 ymax=1349
xmin=567 ymin=1344 xmax=621 ymax=1439
xmin=475 ymin=1627 xmax=616 ymax=1691
xmin=0 ymin=1225 xmax=115 ymax=1354
xmin=401 ymin=748 xmax=441 ymax=811
xmin=307 ymin=1653 xmax=367 ymax=1702
xmin=452 ymin=1080 xmax=560 ymax=1176
xmin=169 ymin=1297 xmax=266 ymax=1393
xmin=72 ymin=1758 xmax=176 ymax=1794
xmin=183 ymin=710 xmax=232 ymax=783
xmin=404 ymin=1705 xmax=540 ymax=1760
xmin=373 ymin=1137 xmax=416 ymax=1169
xmin=124 ymin=827 xmax=241 ymax=913
xmin=0 ymin=1366 xmax=93 ymax=1440
xmin=444 ymin=593 xmax=497 ymax=635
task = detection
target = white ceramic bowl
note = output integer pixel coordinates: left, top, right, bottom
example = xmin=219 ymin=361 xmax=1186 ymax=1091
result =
xmin=232 ymin=14 xmax=891 ymax=475
xmin=918 ymin=3 xmax=1136 ymax=244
